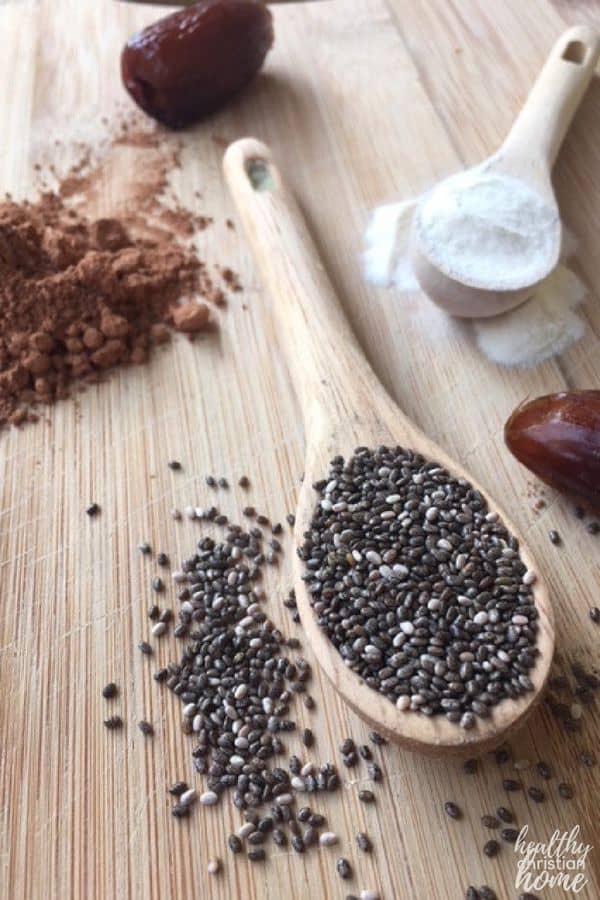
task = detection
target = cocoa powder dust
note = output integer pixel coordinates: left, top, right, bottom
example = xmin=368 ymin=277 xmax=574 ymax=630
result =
xmin=0 ymin=125 xmax=237 ymax=428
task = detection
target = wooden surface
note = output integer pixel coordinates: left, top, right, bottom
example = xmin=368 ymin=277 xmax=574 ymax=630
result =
xmin=0 ymin=1 xmax=599 ymax=898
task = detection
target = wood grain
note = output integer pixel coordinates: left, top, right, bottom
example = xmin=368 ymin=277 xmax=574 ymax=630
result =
xmin=0 ymin=0 xmax=599 ymax=898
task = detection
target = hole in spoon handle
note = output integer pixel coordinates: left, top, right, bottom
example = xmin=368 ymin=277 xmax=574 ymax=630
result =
xmin=562 ymin=39 xmax=588 ymax=65
xmin=246 ymin=158 xmax=276 ymax=192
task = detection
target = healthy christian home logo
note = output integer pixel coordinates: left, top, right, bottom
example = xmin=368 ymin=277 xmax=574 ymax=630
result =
xmin=514 ymin=825 xmax=593 ymax=894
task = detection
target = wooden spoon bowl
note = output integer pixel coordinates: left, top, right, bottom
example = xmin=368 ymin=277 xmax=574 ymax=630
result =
xmin=224 ymin=138 xmax=555 ymax=755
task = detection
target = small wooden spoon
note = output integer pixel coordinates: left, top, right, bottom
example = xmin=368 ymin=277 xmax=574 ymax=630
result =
xmin=223 ymin=138 xmax=554 ymax=754
xmin=411 ymin=25 xmax=600 ymax=318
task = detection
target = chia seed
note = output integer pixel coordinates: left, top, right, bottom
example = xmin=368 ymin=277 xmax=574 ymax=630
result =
xmin=300 ymin=447 xmax=539 ymax=722
xmin=444 ymin=801 xmax=461 ymax=820
xmin=104 ymin=715 xmax=122 ymax=729
xmin=336 ymin=858 xmax=352 ymax=879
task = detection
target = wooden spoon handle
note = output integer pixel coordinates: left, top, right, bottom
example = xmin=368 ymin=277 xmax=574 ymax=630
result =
xmin=223 ymin=138 xmax=376 ymax=428
xmin=501 ymin=25 xmax=600 ymax=168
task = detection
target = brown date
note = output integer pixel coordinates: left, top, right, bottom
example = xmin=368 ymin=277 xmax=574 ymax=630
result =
xmin=121 ymin=0 xmax=274 ymax=129
xmin=505 ymin=390 xmax=600 ymax=509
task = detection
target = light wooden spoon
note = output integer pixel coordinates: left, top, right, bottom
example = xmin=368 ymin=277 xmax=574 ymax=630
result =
xmin=223 ymin=137 xmax=554 ymax=754
xmin=410 ymin=25 xmax=600 ymax=318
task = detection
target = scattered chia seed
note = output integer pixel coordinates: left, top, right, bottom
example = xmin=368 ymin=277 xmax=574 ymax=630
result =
xmin=300 ymin=447 xmax=538 ymax=722
xmin=558 ymin=782 xmax=574 ymax=799
xmin=273 ymin=828 xmax=287 ymax=847
xmin=138 ymin=542 xmax=151 ymax=555
xmin=465 ymin=889 xmax=478 ymax=900
xmin=549 ymin=529 xmax=561 ymax=545
xmin=247 ymin=848 xmax=266 ymax=862
xmin=483 ymin=838 xmax=500 ymax=857
xmin=171 ymin=804 xmax=190 ymax=818
xmin=527 ymin=786 xmax=544 ymax=803
xmin=286 ymin=513 xmax=295 ymax=527
xmin=247 ymin=831 xmax=266 ymax=845
xmin=589 ymin=607 xmax=600 ymax=624
xmin=320 ymin=831 xmax=339 ymax=847
xmin=502 ymin=779 xmax=521 ymax=792
xmin=358 ymin=789 xmax=375 ymax=804
xmin=336 ymin=858 xmax=352 ymax=879
xmin=463 ymin=758 xmax=478 ymax=775
xmin=501 ymin=828 xmax=519 ymax=843
xmin=444 ymin=801 xmax=461 ymax=820
xmin=291 ymin=835 xmax=305 ymax=854
xmin=151 ymin=576 xmax=164 ymax=593
xmin=479 ymin=888 xmax=497 ymax=900
xmin=138 ymin=641 xmax=153 ymax=655
xmin=481 ymin=815 xmax=499 ymax=829
xmin=137 ymin=720 xmax=154 ymax=736
xmin=205 ymin=475 xmax=217 ymax=487
xmin=535 ymin=761 xmax=551 ymax=779
xmin=238 ymin=476 xmax=250 ymax=488
xmin=586 ymin=521 xmax=600 ymax=535
xmin=168 ymin=781 xmax=188 ymax=796
xmin=367 ymin=762 xmax=383 ymax=782
xmin=157 ymin=552 xmax=169 ymax=567
xmin=356 ymin=832 xmax=372 ymax=852
xmin=179 ymin=788 xmax=198 ymax=807
xmin=243 ymin=506 xmax=256 ymax=517
xmin=168 ymin=460 xmax=182 ymax=470
xmin=148 ymin=604 xmax=160 ymax=620
xmin=579 ymin=751 xmax=597 ymax=768
xmin=340 ymin=738 xmax=355 ymax=755
xmin=309 ymin=813 xmax=325 ymax=827
xmin=104 ymin=715 xmax=123 ymax=729
xmin=207 ymin=858 xmax=221 ymax=875
xmin=302 ymin=728 xmax=314 ymax=748
xmin=86 ymin=502 xmax=100 ymax=517
xmin=102 ymin=682 xmax=118 ymax=699
xmin=218 ymin=477 xmax=229 ymax=489
xmin=368 ymin=731 xmax=387 ymax=746
xmin=496 ymin=806 xmax=514 ymax=823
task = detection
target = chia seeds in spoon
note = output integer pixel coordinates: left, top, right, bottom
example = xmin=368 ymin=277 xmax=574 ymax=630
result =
xmin=299 ymin=446 xmax=539 ymax=724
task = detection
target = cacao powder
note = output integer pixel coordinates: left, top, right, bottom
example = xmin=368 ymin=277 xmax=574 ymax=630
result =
xmin=0 ymin=191 xmax=211 ymax=428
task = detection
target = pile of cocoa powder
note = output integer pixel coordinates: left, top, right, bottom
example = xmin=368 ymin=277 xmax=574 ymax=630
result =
xmin=0 ymin=192 xmax=211 ymax=427
xmin=0 ymin=125 xmax=237 ymax=429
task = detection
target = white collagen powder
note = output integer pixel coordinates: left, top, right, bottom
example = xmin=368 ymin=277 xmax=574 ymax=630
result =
xmin=362 ymin=187 xmax=586 ymax=368
xmin=413 ymin=169 xmax=560 ymax=290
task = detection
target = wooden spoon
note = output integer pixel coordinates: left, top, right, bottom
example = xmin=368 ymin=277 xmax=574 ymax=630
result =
xmin=410 ymin=25 xmax=600 ymax=318
xmin=223 ymin=137 xmax=554 ymax=754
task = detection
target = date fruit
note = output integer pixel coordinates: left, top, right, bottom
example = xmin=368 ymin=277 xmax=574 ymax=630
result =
xmin=505 ymin=390 xmax=600 ymax=509
xmin=121 ymin=0 xmax=274 ymax=129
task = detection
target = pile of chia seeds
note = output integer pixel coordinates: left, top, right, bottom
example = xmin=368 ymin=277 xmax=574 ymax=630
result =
xmin=300 ymin=446 xmax=539 ymax=725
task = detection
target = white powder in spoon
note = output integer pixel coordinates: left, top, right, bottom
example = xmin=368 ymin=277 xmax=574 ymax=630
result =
xmin=414 ymin=169 xmax=560 ymax=290
xmin=362 ymin=192 xmax=586 ymax=368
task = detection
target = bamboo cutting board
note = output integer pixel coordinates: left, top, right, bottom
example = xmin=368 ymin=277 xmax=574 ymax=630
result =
xmin=1 ymin=1 xmax=599 ymax=898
